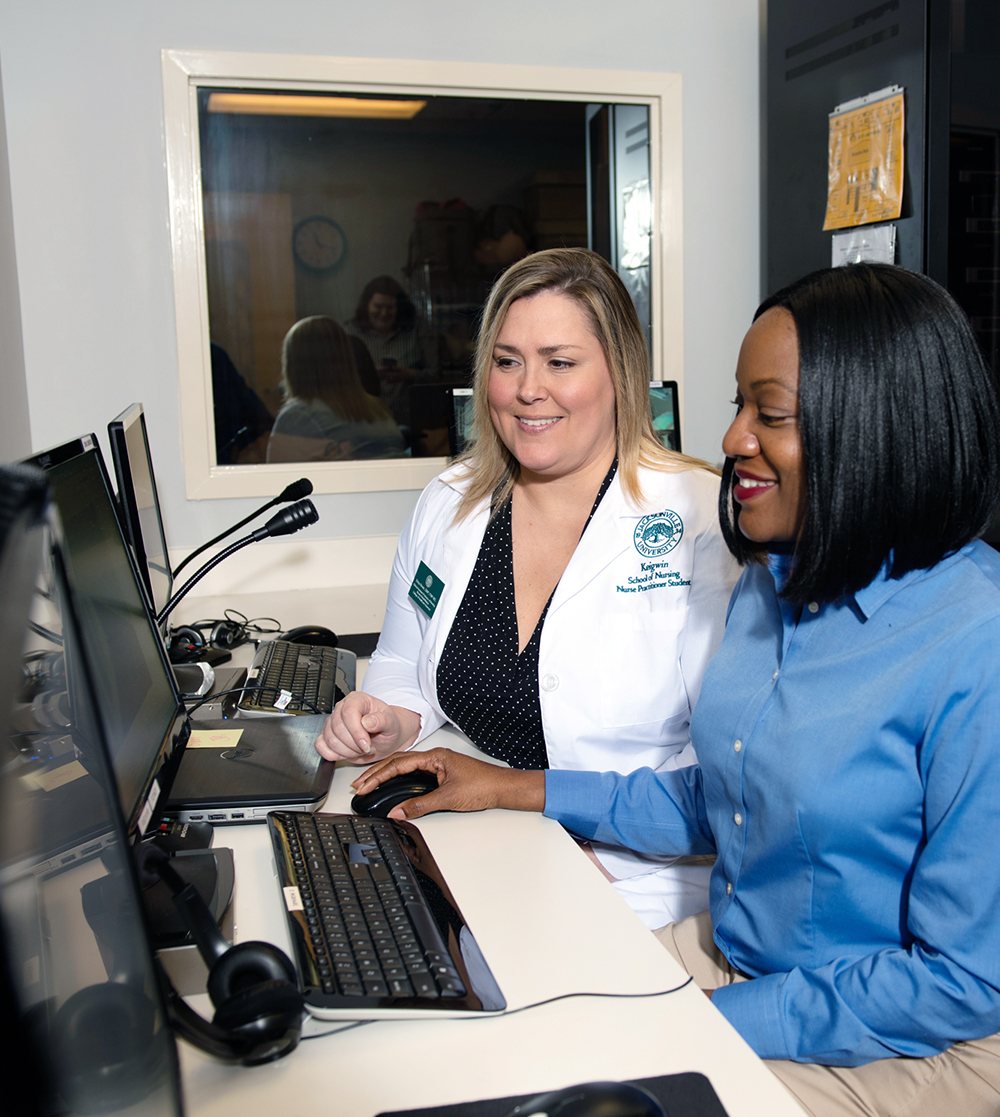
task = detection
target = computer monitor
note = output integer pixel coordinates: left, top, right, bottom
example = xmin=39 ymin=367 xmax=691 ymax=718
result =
xmin=649 ymin=380 xmax=681 ymax=453
xmin=448 ymin=386 xmax=475 ymax=457
xmin=0 ymin=464 xmax=183 ymax=1116
xmin=25 ymin=436 xmax=183 ymax=839
xmin=109 ymin=403 xmax=173 ymax=619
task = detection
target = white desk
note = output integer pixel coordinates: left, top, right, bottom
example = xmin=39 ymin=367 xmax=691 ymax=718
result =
xmin=177 ymin=725 xmax=805 ymax=1117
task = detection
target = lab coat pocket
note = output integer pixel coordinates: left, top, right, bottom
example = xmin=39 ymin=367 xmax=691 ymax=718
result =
xmin=599 ymin=609 xmax=689 ymax=728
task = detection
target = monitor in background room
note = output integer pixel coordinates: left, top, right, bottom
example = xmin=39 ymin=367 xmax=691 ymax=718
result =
xmin=26 ymin=435 xmax=182 ymax=840
xmin=448 ymin=386 xmax=475 ymax=457
xmin=109 ymin=403 xmax=173 ymax=618
xmin=649 ymin=380 xmax=681 ymax=453
xmin=0 ymin=465 xmax=183 ymax=1117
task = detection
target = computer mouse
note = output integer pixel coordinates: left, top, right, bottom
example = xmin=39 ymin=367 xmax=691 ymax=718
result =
xmin=350 ymin=770 xmax=439 ymax=819
xmin=280 ymin=625 xmax=339 ymax=648
xmin=506 ymin=1082 xmax=665 ymax=1117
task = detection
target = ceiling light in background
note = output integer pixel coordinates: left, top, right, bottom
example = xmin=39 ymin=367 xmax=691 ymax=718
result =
xmin=206 ymin=93 xmax=427 ymax=119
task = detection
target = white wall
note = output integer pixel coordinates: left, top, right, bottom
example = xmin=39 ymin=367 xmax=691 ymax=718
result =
xmin=0 ymin=0 xmax=760 ymax=549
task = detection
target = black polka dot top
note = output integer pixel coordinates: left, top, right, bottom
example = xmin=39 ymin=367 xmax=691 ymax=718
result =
xmin=436 ymin=459 xmax=618 ymax=769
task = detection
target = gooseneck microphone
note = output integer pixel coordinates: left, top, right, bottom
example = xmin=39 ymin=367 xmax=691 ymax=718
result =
xmin=171 ymin=478 xmax=313 ymax=579
xmin=156 ymin=499 xmax=319 ymax=628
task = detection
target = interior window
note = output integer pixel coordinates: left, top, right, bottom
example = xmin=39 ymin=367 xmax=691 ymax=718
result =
xmin=200 ymin=92 xmax=648 ymax=467
xmin=161 ymin=53 xmax=679 ymax=498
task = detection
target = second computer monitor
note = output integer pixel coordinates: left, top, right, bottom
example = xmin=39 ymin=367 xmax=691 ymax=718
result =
xmin=109 ymin=403 xmax=173 ymax=618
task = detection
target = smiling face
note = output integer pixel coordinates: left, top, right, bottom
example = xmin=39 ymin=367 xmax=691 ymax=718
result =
xmin=722 ymin=307 xmax=805 ymax=544
xmin=367 ymin=293 xmax=398 ymax=334
xmin=487 ymin=289 xmax=618 ymax=482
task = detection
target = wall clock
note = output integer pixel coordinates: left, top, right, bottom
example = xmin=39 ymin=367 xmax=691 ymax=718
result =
xmin=292 ymin=215 xmax=347 ymax=273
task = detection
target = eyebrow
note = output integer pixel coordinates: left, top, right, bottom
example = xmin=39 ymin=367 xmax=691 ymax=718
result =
xmin=748 ymin=376 xmax=798 ymax=393
xmin=494 ymin=343 xmax=584 ymax=355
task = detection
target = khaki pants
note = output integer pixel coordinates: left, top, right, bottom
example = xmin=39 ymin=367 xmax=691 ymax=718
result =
xmin=654 ymin=911 xmax=1000 ymax=1117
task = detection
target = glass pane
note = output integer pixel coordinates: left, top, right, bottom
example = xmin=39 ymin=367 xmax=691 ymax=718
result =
xmin=199 ymin=91 xmax=596 ymax=465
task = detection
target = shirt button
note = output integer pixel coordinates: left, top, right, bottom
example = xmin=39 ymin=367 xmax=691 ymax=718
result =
xmin=726 ymin=882 xmax=732 ymax=895
xmin=541 ymin=674 xmax=559 ymax=692
xmin=734 ymin=812 xmax=743 ymax=826
xmin=772 ymin=669 xmax=779 ymax=680
xmin=808 ymin=602 xmax=819 ymax=614
xmin=734 ymin=740 xmax=742 ymax=752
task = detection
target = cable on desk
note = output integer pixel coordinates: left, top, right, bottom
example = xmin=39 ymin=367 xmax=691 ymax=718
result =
xmin=181 ymin=684 xmax=325 ymax=724
xmin=299 ymin=977 xmax=695 ymax=1041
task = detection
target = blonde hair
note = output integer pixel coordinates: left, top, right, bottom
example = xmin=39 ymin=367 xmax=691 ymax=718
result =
xmin=281 ymin=316 xmax=394 ymax=425
xmin=455 ymin=248 xmax=713 ymax=521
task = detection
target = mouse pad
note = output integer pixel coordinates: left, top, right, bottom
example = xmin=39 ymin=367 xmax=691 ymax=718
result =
xmin=378 ymin=1072 xmax=730 ymax=1117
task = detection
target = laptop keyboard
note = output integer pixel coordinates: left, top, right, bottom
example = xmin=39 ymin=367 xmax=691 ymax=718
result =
xmin=269 ymin=811 xmax=501 ymax=1013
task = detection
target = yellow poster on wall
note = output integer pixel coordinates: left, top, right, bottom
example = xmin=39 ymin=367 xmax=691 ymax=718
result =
xmin=823 ymin=86 xmax=904 ymax=231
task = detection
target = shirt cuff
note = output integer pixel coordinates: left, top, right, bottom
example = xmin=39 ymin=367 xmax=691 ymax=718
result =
xmin=710 ymin=972 xmax=790 ymax=1061
xmin=543 ymin=769 xmax=606 ymax=840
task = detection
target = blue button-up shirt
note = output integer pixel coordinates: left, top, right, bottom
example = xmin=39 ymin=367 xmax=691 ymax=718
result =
xmin=545 ymin=541 xmax=1000 ymax=1065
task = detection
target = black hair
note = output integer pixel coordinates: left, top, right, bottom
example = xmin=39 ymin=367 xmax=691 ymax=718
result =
xmin=352 ymin=275 xmax=416 ymax=328
xmin=719 ymin=263 xmax=1000 ymax=604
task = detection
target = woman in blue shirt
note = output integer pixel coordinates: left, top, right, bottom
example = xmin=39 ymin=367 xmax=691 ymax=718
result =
xmin=353 ymin=264 xmax=1000 ymax=1116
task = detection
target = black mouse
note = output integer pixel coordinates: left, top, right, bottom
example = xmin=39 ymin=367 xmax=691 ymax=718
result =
xmin=350 ymin=770 xmax=439 ymax=818
xmin=280 ymin=625 xmax=339 ymax=648
xmin=507 ymin=1083 xmax=664 ymax=1117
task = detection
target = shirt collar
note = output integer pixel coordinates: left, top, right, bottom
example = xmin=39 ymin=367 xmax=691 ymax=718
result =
xmin=851 ymin=556 xmax=949 ymax=620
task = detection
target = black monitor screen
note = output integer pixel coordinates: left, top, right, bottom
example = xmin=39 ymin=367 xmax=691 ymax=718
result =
xmin=109 ymin=403 xmax=173 ymax=619
xmin=0 ymin=470 xmax=182 ymax=1117
xmin=26 ymin=437 xmax=181 ymax=836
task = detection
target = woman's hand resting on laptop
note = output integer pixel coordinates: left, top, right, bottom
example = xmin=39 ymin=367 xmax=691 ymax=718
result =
xmin=314 ymin=691 xmax=422 ymax=763
xmin=350 ymin=748 xmax=545 ymax=821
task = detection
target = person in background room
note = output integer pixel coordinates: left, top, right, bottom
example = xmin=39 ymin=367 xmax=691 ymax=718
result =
xmin=344 ymin=275 xmax=429 ymax=428
xmin=316 ymin=248 xmax=740 ymax=930
xmin=267 ymin=316 xmax=404 ymax=462
xmin=353 ymin=263 xmax=1000 ymax=1117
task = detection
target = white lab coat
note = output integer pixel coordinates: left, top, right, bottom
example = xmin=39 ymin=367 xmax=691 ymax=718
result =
xmin=364 ymin=461 xmax=740 ymax=928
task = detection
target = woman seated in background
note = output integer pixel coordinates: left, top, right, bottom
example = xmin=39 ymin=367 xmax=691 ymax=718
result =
xmin=344 ymin=276 xmax=429 ymax=428
xmin=352 ymin=264 xmax=1000 ymax=1117
xmin=267 ymin=316 xmax=405 ymax=463
xmin=316 ymin=248 xmax=740 ymax=930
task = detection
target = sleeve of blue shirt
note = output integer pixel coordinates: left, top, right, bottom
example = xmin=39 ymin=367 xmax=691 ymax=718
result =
xmin=543 ymin=765 xmax=716 ymax=859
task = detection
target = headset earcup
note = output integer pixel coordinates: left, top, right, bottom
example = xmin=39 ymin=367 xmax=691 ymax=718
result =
xmin=168 ymin=626 xmax=204 ymax=663
xmin=206 ymin=940 xmax=297 ymax=1008
xmin=209 ymin=621 xmax=236 ymax=649
xmin=207 ymin=943 xmax=303 ymax=1066
xmin=212 ymin=979 xmax=303 ymax=1032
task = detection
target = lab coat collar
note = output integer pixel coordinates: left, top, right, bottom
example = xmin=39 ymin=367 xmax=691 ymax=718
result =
xmin=549 ymin=470 xmax=632 ymax=612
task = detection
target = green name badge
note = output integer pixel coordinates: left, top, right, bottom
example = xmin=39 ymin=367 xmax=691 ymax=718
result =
xmin=408 ymin=561 xmax=445 ymax=618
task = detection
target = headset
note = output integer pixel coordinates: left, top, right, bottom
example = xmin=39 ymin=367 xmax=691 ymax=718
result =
xmin=140 ymin=845 xmax=303 ymax=1066
xmin=168 ymin=611 xmax=281 ymax=662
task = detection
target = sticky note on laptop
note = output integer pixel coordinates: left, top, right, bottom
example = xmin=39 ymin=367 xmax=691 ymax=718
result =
xmin=187 ymin=729 xmax=244 ymax=748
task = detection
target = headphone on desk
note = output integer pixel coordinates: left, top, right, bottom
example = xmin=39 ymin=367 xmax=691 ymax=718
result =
xmin=142 ymin=847 xmax=303 ymax=1066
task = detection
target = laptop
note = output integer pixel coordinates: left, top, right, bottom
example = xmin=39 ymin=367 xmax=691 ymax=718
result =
xmin=25 ymin=435 xmax=333 ymax=834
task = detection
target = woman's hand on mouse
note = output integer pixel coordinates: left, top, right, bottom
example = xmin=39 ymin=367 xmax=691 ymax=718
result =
xmin=314 ymin=692 xmax=421 ymax=763
xmin=351 ymin=747 xmax=545 ymax=820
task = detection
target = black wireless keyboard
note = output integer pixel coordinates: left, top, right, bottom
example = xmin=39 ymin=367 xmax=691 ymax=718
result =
xmin=268 ymin=811 xmax=505 ymax=1017
xmin=238 ymin=640 xmax=350 ymax=715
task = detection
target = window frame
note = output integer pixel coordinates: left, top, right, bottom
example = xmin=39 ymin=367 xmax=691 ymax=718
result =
xmin=161 ymin=49 xmax=683 ymax=499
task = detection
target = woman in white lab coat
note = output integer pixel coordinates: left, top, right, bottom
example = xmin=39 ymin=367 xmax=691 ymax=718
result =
xmin=316 ymin=248 xmax=739 ymax=928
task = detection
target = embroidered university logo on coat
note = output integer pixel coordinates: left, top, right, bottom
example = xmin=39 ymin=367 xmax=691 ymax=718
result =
xmin=633 ymin=511 xmax=684 ymax=557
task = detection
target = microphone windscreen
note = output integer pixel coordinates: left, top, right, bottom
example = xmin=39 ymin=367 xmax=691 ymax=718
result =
xmin=277 ymin=478 xmax=313 ymax=502
xmin=260 ymin=499 xmax=319 ymax=539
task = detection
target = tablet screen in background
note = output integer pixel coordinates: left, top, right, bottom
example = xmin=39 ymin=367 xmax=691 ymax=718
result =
xmin=649 ymin=380 xmax=681 ymax=453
